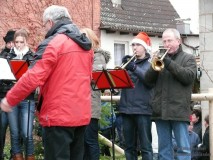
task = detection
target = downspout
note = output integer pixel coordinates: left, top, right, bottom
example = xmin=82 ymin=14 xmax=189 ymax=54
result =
xmin=181 ymin=37 xmax=199 ymax=56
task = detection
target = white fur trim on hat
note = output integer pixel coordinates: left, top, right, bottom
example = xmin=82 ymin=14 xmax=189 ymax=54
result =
xmin=131 ymin=38 xmax=151 ymax=52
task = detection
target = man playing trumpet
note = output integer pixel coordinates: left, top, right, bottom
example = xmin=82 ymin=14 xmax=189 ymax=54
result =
xmin=145 ymin=28 xmax=197 ymax=160
xmin=118 ymin=32 xmax=153 ymax=160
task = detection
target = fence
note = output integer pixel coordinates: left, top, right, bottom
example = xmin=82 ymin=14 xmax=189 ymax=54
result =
xmin=101 ymin=88 xmax=213 ymax=159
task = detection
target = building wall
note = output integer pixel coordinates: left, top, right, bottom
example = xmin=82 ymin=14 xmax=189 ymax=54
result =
xmin=199 ymin=0 xmax=213 ymax=135
xmin=0 ymin=0 xmax=100 ymax=50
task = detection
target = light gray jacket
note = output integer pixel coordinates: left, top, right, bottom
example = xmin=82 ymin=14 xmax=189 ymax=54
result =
xmin=91 ymin=48 xmax=111 ymax=119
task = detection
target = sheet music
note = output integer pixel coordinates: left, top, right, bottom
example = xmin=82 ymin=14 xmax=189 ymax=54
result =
xmin=0 ymin=58 xmax=16 ymax=80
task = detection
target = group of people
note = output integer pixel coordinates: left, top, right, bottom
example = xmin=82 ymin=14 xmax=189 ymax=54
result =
xmin=117 ymin=28 xmax=210 ymax=160
xmin=0 ymin=4 xmax=209 ymax=160
xmin=0 ymin=29 xmax=35 ymax=160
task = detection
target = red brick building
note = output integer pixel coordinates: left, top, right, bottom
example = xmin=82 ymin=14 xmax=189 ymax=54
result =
xmin=0 ymin=0 xmax=100 ymax=50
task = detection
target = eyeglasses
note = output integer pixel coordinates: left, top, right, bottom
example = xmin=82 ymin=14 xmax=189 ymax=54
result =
xmin=131 ymin=43 xmax=142 ymax=47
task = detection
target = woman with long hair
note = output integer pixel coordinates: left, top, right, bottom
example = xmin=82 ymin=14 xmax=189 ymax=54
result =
xmin=8 ymin=28 xmax=35 ymax=160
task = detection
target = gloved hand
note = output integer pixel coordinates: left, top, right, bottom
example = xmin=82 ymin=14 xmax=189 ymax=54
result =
xmin=126 ymin=61 xmax=137 ymax=72
xmin=163 ymin=56 xmax=171 ymax=68
xmin=122 ymin=55 xmax=132 ymax=64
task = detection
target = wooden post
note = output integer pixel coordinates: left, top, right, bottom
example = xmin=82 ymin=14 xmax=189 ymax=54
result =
xmin=98 ymin=133 xmax=125 ymax=155
xmin=209 ymin=88 xmax=213 ymax=160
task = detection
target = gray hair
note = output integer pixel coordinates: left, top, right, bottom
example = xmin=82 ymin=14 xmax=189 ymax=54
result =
xmin=43 ymin=5 xmax=72 ymax=24
xmin=162 ymin=28 xmax=181 ymax=39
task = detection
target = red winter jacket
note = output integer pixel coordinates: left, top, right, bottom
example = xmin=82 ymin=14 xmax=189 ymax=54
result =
xmin=6 ymin=23 xmax=93 ymax=127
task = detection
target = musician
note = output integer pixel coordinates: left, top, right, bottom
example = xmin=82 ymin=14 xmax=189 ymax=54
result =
xmin=6 ymin=28 xmax=35 ymax=160
xmin=145 ymin=28 xmax=197 ymax=160
xmin=0 ymin=29 xmax=15 ymax=160
xmin=119 ymin=32 xmax=153 ymax=160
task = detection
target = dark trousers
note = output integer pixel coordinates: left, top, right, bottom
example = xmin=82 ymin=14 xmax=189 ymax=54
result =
xmin=122 ymin=114 xmax=153 ymax=160
xmin=84 ymin=118 xmax=100 ymax=160
xmin=0 ymin=110 xmax=2 ymax=159
xmin=0 ymin=109 xmax=10 ymax=159
xmin=43 ymin=126 xmax=86 ymax=160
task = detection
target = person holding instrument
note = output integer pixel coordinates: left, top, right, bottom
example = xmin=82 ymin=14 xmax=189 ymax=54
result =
xmin=145 ymin=28 xmax=197 ymax=160
xmin=119 ymin=32 xmax=153 ymax=160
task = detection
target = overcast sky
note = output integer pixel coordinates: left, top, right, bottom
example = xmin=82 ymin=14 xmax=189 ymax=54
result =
xmin=169 ymin=0 xmax=199 ymax=34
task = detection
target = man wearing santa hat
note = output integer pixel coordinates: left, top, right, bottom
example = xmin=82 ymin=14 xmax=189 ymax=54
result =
xmin=118 ymin=32 xmax=153 ymax=160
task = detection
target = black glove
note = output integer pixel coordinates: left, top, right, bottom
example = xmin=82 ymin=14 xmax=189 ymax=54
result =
xmin=163 ymin=56 xmax=171 ymax=68
xmin=122 ymin=55 xmax=132 ymax=64
xmin=126 ymin=61 xmax=137 ymax=72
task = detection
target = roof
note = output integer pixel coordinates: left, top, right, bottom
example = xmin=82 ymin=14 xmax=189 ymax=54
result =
xmin=100 ymin=0 xmax=180 ymax=35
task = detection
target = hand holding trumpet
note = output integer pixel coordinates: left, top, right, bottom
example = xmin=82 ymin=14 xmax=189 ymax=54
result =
xmin=115 ymin=52 xmax=137 ymax=70
xmin=122 ymin=55 xmax=132 ymax=64
xmin=121 ymin=54 xmax=137 ymax=71
xmin=150 ymin=48 xmax=170 ymax=71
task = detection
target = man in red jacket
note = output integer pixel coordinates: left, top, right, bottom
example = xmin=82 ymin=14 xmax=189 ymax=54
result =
xmin=0 ymin=5 xmax=93 ymax=160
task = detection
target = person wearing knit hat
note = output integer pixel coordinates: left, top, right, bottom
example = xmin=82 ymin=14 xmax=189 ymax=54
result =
xmin=3 ymin=30 xmax=15 ymax=43
xmin=131 ymin=32 xmax=151 ymax=53
xmin=0 ymin=30 xmax=15 ymax=58
xmin=118 ymin=32 xmax=153 ymax=160
xmin=0 ymin=29 xmax=15 ymax=160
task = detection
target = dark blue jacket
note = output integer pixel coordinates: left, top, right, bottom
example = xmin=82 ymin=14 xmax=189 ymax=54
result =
xmin=119 ymin=53 xmax=153 ymax=115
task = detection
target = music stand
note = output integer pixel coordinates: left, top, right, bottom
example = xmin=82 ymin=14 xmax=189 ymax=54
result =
xmin=9 ymin=60 xmax=28 ymax=80
xmin=92 ymin=68 xmax=134 ymax=160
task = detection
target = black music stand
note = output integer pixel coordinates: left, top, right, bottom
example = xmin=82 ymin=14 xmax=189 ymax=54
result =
xmin=92 ymin=68 xmax=134 ymax=160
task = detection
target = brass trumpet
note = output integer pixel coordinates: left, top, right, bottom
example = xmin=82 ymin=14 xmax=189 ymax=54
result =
xmin=151 ymin=48 xmax=170 ymax=71
xmin=115 ymin=54 xmax=137 ymax=69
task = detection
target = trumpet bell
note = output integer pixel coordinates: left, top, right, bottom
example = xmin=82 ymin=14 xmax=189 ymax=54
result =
xmin=151 ymin=58 xmax=164 ymax=71
xmin=151 ymin=48 xmax=169 ymax=72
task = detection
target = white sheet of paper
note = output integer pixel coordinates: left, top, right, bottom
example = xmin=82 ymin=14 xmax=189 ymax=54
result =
xmin=0 ymin=58 xmax=16 ymax=80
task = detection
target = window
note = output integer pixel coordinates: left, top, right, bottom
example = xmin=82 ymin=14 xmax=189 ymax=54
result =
xmin=111 ymin=0 xmax=121 ymax=7
xmin=114 ymin=42 xmax=128 ymax=66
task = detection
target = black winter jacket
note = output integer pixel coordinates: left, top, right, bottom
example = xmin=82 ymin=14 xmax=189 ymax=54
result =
xmin=145 ymin=46 xmax=197 ymax=121
xmin=0 ymin=48 xmax=34 ymax=98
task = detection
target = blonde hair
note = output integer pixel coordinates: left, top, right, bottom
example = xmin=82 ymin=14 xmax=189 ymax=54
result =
xmin=80 ymin=28 xmax=100 ymax=50
xmin=14 ymin=28 xmax=29 ymax=41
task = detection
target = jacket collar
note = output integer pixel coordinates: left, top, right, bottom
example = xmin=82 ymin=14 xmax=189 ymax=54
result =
xmin=135 ymin=52 xmax=150 ymax=63
xmin=45 ymin=20 xmax=72 ymax=38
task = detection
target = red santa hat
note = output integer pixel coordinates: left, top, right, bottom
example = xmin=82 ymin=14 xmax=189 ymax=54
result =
xmin=131 ymin=32 xmax=151 ymax=52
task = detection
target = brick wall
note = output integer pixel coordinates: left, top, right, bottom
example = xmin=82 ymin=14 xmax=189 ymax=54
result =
xmin=0 ymin=0 xmax=100 ymax=50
